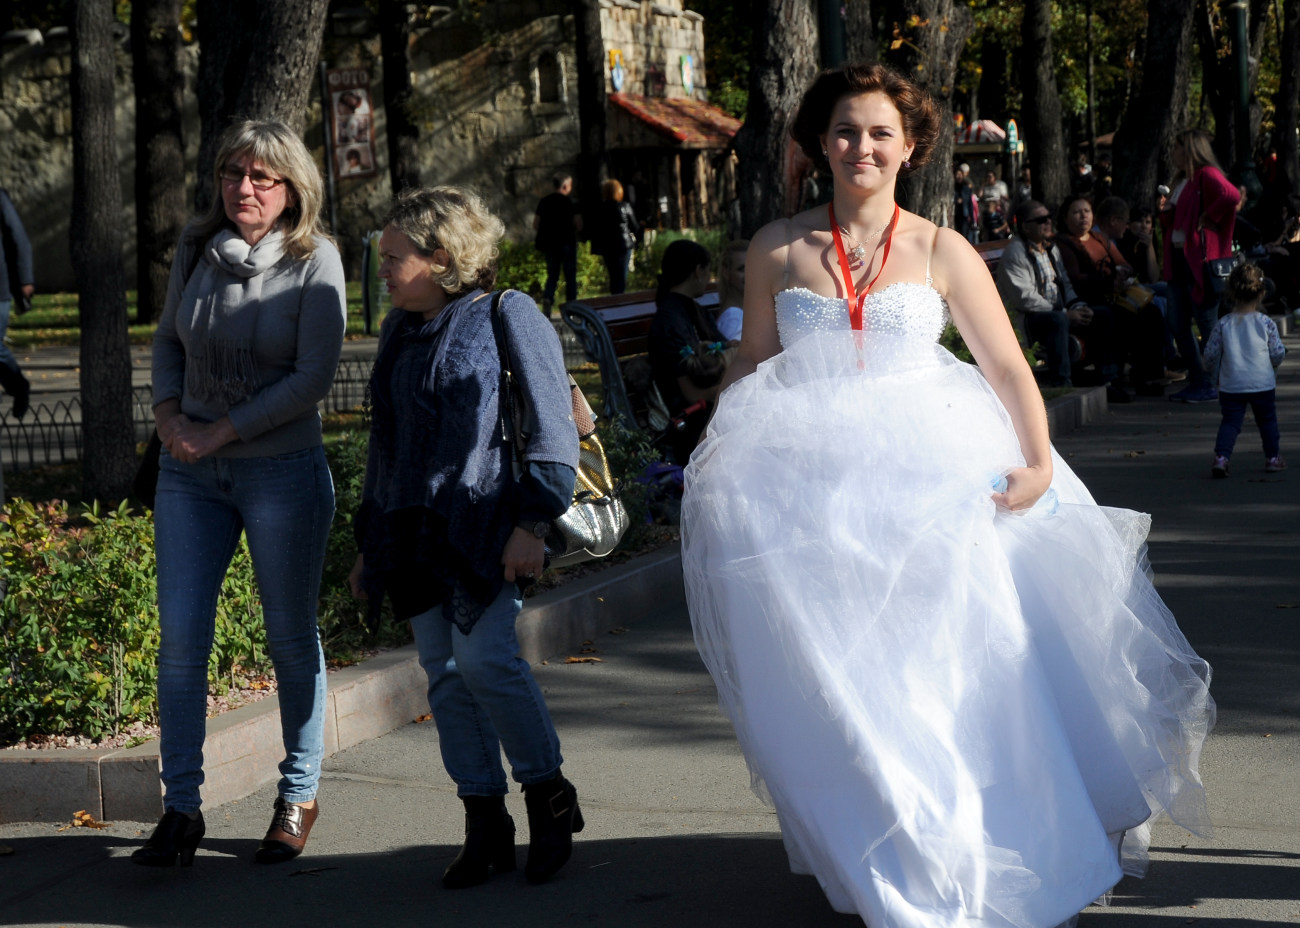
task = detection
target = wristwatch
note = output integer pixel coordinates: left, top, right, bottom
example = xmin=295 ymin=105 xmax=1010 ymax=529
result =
xmin=518 ymin=520 xmax=551 ymax=539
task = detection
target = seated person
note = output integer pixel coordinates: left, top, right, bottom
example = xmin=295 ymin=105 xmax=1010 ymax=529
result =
xmin=714 ymin=239 xmax=748 ymax=343
xmin=1057 ymin=194 xmax=1165 ymax=397
xmin=994 ymin=200 xmax=1097 ymax=390
xmin=981 ymin=198 xmax=1011 ymax=241
xmin=648 ymin=239 xmax=728 ymax=463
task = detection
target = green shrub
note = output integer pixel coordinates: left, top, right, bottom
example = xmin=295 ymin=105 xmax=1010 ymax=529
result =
xmin=596 ymin=415 xmax=665 ymax=550
xmin=0 ymin=499 xmax=267 ymax=742
xmin=497 ymin=240 xmax=608 ymax=303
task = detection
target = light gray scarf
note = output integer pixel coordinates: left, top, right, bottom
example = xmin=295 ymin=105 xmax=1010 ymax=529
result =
xmin=185 ymin=227 xmax=288 ymax=408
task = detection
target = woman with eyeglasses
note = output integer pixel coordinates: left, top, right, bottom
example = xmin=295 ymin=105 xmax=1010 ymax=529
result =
xmin=135 ymin=120 xmax=346 ymax=868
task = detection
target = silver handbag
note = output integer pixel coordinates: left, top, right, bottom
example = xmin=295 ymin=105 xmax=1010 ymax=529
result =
xmin=490 ymin=292 xmax=629 ymax=567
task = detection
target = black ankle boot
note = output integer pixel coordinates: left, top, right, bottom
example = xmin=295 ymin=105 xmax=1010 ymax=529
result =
xmin=131 ymin=809 xmax=205 ymax=867
xmin=522 ymin=775 xmax=584 ymax=884
xmin=442 ymin=796 xmax=516 ymax=889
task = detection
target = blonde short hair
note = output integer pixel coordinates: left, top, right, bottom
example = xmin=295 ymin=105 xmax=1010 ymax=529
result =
xmin=384 ymin=186 xmax=505 ymax=295
xmin=192 ymin=119 xmax=329 ymax=259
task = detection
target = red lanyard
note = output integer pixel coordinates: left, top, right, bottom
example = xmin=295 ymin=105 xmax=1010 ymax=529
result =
xmin=828 ymin=202 xmax=899 ymax=331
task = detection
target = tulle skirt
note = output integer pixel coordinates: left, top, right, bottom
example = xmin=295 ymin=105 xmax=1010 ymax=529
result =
xmin=681 ymin=330 xmax=1214 ymax=928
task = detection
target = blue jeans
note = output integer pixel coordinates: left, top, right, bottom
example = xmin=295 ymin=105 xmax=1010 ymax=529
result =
xmin=542 ymin=245 xmax=578 ymax=307
xmin=0 ymin=300 xmax=16 ymax=371
xmin=1215 ymin=390 xmax=1280 ymax=459
xmin=410 ymin=585 xmax=563 ymax=797
xmin=154 ymin=445 xmax=334 ymax=814
xmin=603 ymin=249 xmax=631 ymax=294
xmin=1169 ymin=253 xmax=1221 ymax=389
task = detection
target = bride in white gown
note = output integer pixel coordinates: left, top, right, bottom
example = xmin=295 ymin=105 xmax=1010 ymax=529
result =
xmin=681 ymin=64 xmax=1214 ymax=928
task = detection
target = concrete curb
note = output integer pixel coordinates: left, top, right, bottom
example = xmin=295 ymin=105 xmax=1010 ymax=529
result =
xmin=0 ymin=545 xmax=685 ymax=825
xmin=1 ymin=383 xmax=1101 ymax=826
xmin=1044 ymin=385 xmax=1107 ymax=436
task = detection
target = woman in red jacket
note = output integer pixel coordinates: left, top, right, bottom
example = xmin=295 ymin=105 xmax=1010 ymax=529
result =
xmin=1161 ymin=128 xmax=1240 ymax=403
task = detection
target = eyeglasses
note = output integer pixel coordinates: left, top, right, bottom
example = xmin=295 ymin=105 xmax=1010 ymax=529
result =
xmin=1022 ymin=215 xmax=1053 ymax=226
xmin=220 ymin=167 xmax=286 ymax=190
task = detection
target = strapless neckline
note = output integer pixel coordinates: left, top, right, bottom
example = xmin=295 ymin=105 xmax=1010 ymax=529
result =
xmin=774 ymin=281 xmax=950 ymax=347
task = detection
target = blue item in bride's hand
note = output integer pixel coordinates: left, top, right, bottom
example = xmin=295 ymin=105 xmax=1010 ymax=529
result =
xmin=991 ymin=474 xmax=1059 ymax=516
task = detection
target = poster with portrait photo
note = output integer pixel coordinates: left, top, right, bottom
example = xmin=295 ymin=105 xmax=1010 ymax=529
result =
xmin=327 ymin=67 xmax=377 ymax=179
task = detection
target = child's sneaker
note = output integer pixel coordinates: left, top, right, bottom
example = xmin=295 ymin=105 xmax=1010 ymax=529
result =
xmin=1211 ymin=455 xmax=1230 ymax=478
xmin=1265 ymin=455 xmax=1286 ymax=473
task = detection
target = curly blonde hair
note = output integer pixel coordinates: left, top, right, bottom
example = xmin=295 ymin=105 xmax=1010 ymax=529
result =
xmin=384 ymin=186 xmax=505 ymax=294
xmin=190 ymin=119 xmax=329 ymax=259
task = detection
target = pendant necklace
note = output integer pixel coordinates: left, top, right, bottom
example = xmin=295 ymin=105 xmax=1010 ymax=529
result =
xmin=837 ymin=218 xmax=892 ymax=269
xmin=829 ymin=200 xmax=900 ymax=331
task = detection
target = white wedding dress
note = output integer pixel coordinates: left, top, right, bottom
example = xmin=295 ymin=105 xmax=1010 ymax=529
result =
xmin=681 ymin=282 xmax=1215 ymax=928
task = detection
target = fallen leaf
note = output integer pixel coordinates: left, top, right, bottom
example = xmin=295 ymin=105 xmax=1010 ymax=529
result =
xmin=564 ymin=656 xmax=604 ymax=664
xmin=1123 ymin=450 xmax=1145 ymax=458
xmin=291 ymin=866 xmax=339 ymax=876
xmin=71 ymin=810 xmax=110 ymax=829
xmin=1276 ymin=603 xmax=1298 ymax=609
xmin=414 ymin=713 xmax=432 ymax=723
xmin=608 ymin=627 xmax=629 ymax=635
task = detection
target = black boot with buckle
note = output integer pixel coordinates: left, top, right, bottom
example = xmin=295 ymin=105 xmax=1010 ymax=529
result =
xmin=442 ymin=795 xmax=516 ymax=889
xmin=522 ymin=774 xmax=583 ymax=884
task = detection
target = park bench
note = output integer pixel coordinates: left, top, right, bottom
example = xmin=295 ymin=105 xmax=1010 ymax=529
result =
xmin=560 ymin=244 xmax=1005 ymax=429
xmin=559 ymin=287 xmax=719 ymax=428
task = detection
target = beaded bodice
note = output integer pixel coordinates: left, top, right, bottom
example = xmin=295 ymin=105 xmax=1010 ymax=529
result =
xmin=774 ymin=283 xmax=950 ymax=349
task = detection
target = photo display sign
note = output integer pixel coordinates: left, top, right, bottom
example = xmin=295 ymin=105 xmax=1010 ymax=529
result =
xmin=327 ymin=67 xmax=377 ymax=179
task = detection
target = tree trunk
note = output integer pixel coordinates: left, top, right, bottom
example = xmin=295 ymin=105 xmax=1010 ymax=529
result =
xmin=844 ymin=0 xmax=878 ymax=62
xmin=882 ymin=0 xmax=973 ymax=225
xmin=1193 ymin=0 xmax=1234 ymax=163
xmin=572 ymin=0 xmax=609 ymax=231
xmin=1274 ymin=0 xmax=1300 ymax=197
xmin=379 ymin=0 xmax=419 ymax=192
xmin=70 ymin=0 xmax=135 ymax=503
xmin=131 ymin=0 xmax=186 ymax=325
xmin=734 ymin=0 xmax=819 ymax=237
xmin=1112 ymin=0 xmax=1195 ymax=211
xmin=193 ymin=0 xmax=330 ymax=212
xmin=1019 ymin=0 xmax=1070 ymax=207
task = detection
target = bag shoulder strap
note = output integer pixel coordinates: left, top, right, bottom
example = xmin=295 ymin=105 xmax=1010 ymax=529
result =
xmin=487 ymin=290 xmax=525 ymax=470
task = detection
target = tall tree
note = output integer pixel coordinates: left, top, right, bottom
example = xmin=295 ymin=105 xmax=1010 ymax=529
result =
xmin=131 ymin=0 xmax=186 ymax=325
xmin=379 ymin=0 xmax=420 ymax=192
xmin=1112 ymin=0 xmax=1196 ymax=211
xmin=881 ymin=0 xmax=974 ymax=225
xmin=70 ymin=0 xmax=134 ymax=501
xmin=1019 ymin=0 xmax=1070 ymax=208
xmin=844 ymin=0 xmax=880 ymax=62
xmin=1274 ymin=0 xmax=1300 ymax=196
xmin=572 ymin=0 xmax=609 ymax=230
xmin=193 ymin=0 xmax=330 ymax=212
xmin=734 ymin=0 xmax=819 ymax=237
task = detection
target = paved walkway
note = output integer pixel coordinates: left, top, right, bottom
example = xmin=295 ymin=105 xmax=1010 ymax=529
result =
xmin=1 ymin=334 xmax=1297 ymax=926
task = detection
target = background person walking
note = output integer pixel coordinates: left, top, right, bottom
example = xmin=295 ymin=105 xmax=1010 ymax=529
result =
xmin=0 ymin=188 xmax=34 ymax=419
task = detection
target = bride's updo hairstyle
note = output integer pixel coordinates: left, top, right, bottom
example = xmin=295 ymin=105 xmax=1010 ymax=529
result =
xmin=791 ymin=63 xmax=940 ymax=178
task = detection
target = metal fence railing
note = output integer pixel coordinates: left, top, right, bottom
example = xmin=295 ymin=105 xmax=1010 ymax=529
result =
xmin=1 ymin=316 xmax=593 ymax=475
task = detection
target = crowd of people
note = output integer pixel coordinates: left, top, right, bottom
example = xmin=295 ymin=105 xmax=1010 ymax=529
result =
xmin=990 ymin=129 xmax=1289 ymax=473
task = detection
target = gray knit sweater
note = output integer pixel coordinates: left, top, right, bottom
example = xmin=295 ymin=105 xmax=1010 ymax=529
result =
xmin=152 ymin=226 xmax=347 ymax=458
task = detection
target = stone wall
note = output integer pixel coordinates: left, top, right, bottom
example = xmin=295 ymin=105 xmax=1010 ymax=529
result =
xmin=600 ymin=0 xmax=706 ymax=99
xmin=405 ymin=3 xmax=581 ymax=238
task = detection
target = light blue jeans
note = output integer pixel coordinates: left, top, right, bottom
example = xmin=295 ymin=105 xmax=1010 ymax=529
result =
xmin=410 ymin=586 xmax=563 ymax=797
xmin=153 ymin=445 xmax=334 ymax=814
